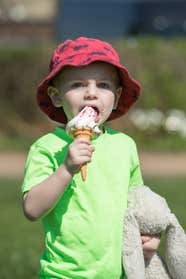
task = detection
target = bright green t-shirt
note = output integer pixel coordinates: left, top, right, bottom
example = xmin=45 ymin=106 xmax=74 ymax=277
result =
xmin=21 ymin=126 xmax=143 ymax=279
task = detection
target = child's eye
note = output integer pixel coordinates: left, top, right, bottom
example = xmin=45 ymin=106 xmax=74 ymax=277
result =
xmin=98 ymin=82 xmax=110 ymax=89
xmin=71 ymin=82 xmax=84 ymax=89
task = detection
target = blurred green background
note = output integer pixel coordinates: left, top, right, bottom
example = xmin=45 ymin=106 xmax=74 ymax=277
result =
xmin=1 ymin=37 xmax=186 ymax=152
xmin=0 ymin=1 xmax=186 ymax=278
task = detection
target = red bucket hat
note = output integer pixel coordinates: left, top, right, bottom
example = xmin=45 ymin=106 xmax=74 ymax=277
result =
xmin=37 ymin=37 xmax=141 ymax=124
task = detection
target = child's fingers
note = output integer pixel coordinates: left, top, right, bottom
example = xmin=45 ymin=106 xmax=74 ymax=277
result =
xmin=74 ymin=137 xmax=91 ymax=145
xmin=141 ymin=233 xmax=161 ymax=243
xmin=80 ymin=155 xmax=93 ymax=164
xmin=73 ymin=138 xmax=95 ymax=152
xmin=64 ymin=138 xmax=95 ymax=175
xmin=141 ymin=235 xmax=151 ymax=244
xmin=77 ymin=147 xmax=95 ymax=163
xmin=142 ymin=237 xmax=160 ymax=250
xmin=68 ymin=142 xmax=94 ymax=163
xmin=142 ymin=234 xmax=161 ymax=260
xmin=78 ymin=144 xmax=95 ymax=152
xmin=79 ymin=148 xmax=93 ymax=155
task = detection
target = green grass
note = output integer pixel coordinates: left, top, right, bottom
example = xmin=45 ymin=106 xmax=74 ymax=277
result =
xmin=144 ymin=176 xmax=186 ymax=256
xmin=0 ymin=177 xmax=185 ymax=278
xmin=144 ymin=176 xmax=186 ymax=229
xmin=0 ymin=178 xmax=43 ymax=279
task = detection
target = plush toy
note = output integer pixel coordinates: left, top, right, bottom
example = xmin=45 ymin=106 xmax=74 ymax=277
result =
xmin=122 ymin=186 xmax=186 ymax=279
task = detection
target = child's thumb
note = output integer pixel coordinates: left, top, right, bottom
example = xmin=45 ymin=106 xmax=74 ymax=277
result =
xmin=141 ymin=234 xmax=151 ymax=244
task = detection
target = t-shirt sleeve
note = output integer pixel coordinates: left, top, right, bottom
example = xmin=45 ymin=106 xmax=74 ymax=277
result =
xmin=21 ymin=145 xmax=56 ymax=195
xmin=129 ymin=140 xmax=143 ymax=189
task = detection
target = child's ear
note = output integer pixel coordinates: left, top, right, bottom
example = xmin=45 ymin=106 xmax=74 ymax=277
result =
xmin=47 ymin=86 xmax=63 ymax=108
xmin=113 ymin=87 xmax=122 ymax=109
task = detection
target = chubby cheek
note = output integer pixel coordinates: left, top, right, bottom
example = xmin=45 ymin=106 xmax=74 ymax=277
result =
xmin=61 ymin=100 xmax=75 ymax=121
xmin=61 ymin=94 xmax=80 ymax=120
xmin=100 ymin=98 xmax=115 ymax=123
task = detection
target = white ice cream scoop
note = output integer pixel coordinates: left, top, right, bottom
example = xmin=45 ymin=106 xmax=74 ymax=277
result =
xmin=66 ymin=106 xmax=101 ymax=135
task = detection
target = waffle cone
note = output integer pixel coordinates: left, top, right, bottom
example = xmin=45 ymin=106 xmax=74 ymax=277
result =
xmin=73 ymin=127 xmax=93 ymax=140
xmin=73 ymin=127 xmax=93 ymax=181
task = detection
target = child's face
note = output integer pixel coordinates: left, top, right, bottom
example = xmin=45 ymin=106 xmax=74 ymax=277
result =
xmin=49 ymin=61 xmax=122 ymax=126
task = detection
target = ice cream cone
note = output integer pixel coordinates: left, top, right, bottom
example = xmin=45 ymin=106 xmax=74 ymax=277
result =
xmin=73 ymin=127 xmax=93 ymax=181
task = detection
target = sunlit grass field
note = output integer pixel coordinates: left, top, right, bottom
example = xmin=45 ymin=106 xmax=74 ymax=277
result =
xmin=1 ymin=177 xmax=186 ymax=279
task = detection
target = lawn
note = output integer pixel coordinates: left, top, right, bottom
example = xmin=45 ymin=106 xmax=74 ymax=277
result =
xmin=0 ymin=178 xmax=43 ymax=279
xmin=0 ymin=177 xmax=185 ymax=278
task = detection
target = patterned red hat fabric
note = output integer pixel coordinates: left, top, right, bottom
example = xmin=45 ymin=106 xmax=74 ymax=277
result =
xmin=37 ymin=37 xmax=141 ymax=124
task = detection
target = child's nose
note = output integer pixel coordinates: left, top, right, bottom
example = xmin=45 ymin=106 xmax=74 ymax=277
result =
xmin=85 ymin=82 xmax=98 ymax=99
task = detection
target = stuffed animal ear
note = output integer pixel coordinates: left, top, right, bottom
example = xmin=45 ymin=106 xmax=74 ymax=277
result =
xmin=123 ymin=209 xmax=146 ymax=279
xmin=165 ymin=213 xmax=186 ymax=279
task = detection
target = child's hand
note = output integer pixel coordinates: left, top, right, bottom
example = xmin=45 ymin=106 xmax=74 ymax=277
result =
xmin=141 ymin=234 xmax=161 ymax=261
xmin=64 ymin=138 xmax=95 ymax=176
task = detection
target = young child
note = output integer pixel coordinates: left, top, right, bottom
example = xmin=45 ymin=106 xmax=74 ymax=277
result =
xmin=21 ymin=37 xmax=160 ymax=279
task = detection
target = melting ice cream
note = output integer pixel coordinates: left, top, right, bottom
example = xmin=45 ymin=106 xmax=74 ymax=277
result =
xmin=66 ymin=106 xmax=101 ymax=135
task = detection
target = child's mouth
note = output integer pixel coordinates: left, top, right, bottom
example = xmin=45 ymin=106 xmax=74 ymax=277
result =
xmin=80 ymin=106 xmax=100 ymax=121
xmin=91 ymin=106 xmax=99 ymax=118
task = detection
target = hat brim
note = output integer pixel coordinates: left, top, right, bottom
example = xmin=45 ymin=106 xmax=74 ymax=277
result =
xmin=37 ymin=57 xmax=141 ymax=124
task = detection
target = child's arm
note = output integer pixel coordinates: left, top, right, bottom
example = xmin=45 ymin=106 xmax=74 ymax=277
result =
xmin=141 ymin=234 xmax=161 ymax=260
xmin=22 ymin=137 xmax=95 ymax=221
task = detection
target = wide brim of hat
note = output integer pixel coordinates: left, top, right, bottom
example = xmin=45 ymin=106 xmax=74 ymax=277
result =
xmin=36 ymin=57 xmax=141 ymax=124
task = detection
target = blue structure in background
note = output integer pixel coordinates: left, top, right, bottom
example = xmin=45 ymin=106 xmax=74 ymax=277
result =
xmin=56 ymin=0 xmax=186 ymax=40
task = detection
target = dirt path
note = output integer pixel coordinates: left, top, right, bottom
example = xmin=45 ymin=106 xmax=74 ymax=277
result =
xmin=139 ymin=152 xmax=186 ymax=177
xmin=0 ymin=152 xmax=186 ymax=178
xmin=0 ymin=152 xmax=26 ymax=178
